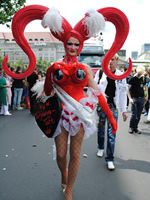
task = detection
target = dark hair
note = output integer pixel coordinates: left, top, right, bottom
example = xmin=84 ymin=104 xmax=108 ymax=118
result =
xmin=123 ymin=66 xmax=127 ymax=72
xmin=10 ymin=67 xmax=16 ymax=72
xmin=16 ymin=66 xmax=21 ymax=72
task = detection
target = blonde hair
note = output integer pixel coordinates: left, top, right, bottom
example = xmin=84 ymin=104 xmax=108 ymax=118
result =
xmin=136 ymin=65 xmax=145 ymax=74
xmin=113 ymin=53 xmax=119 ymax=60
xmin=147 ymin=66 xmax=150 ymax=72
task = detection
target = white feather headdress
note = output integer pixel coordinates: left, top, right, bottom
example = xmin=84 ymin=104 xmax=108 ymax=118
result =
xmin=41 ymin=7 xmax=63 ymax=34
xmin=84 ymin=9 xmax=105 ymax=37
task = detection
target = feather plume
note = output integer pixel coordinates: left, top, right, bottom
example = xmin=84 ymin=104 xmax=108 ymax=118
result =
xmin=84 ymin=9 xmax=105 ymax=37
xmin=31 ymin=80 xmax=45 ymax=98
xmin=41 ymin=7 xmax=63 ymax=34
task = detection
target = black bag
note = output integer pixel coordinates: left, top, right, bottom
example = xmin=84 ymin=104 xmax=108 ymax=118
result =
xmin=34 ymin=95 xmax=62 ymax=138
xmin=97 ymin=69 xmax=103 ymax=84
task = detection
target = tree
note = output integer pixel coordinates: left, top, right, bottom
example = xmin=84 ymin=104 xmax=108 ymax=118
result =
xmin=14 ymin=58 xmax=24 ymax=70
xmin=36 ymin=59 xmax=52 ymax=72
xmin=0 ymin=0 xmax=26 ymax=27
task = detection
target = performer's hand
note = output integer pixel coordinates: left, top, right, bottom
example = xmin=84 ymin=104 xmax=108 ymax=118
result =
xmin=109 ymin=115 xmax=118 ymax=135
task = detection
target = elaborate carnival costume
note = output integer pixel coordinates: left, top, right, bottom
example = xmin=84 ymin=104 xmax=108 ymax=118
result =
xmin=2 ymin=5 xmax=132 ymax=200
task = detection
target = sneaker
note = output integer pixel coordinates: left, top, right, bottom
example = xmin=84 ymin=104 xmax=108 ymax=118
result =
xmin=97 ymin=149 xmax=104 ymax=157
xmin=128 ymin=128 xmax=134 ymax=134
xmin=134 ymin=129 xmax=141 ymax=134
xmin=4 ymin=112 xmax=12 ymax=116
xmin=107 ymin=161 xmax=115 ymax=170
xmin=17 ymin=107 xmax=23 ymax=110
xmin=144 ymin=112 xmax=148 ymax=116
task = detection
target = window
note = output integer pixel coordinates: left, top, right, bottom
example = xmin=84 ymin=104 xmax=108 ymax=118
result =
xmin=40 ymin=38 xmax=44 ymax=41
xmin=34 ymin=38 xmax=38 ymax=41
xmin=29 ymin=38 xmax=33 ymax=41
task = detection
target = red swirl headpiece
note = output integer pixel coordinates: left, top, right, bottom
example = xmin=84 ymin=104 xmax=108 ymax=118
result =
xmin=2 ymin=5 xmax=132 ymax=80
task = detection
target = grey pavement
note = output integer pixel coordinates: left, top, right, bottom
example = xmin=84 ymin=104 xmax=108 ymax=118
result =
xmin=0 ymin=107 xmax=150 ymax=200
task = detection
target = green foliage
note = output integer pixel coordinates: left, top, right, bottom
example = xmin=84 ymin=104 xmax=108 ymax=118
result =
xmin=0 ymin=0 xmax=26 ymax=27
xmin=0 ymin=47 xmax=52 ymax=72
xmin=36 ymin=59 xmax=52 ymax=72
xmin=13 ymin=58 xmax=24 ymax=71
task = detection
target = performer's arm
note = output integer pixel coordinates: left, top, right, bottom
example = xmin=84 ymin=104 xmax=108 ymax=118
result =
xmin=86 ymin=65 xmax=117 ymax=135
xmin=97 ymin=93 xmax=117 ymax=135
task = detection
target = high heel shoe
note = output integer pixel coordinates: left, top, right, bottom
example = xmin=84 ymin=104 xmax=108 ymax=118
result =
xmin=61 ymin=183 xmax=67 ymax=188
xmin=63 ymin=188 xmax=65 ymax=193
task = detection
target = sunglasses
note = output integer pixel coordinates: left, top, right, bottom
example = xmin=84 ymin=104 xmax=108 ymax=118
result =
xmin=66 ymin=42 xmax=80 ymax=49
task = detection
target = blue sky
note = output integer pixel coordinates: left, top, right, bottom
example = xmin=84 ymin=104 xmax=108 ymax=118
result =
xmin=1 ymin=0 xmax=149 ymax=57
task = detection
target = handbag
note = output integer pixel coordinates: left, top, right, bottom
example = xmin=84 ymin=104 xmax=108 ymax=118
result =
xmin=34 ymin=95 xmax=62 ymax=138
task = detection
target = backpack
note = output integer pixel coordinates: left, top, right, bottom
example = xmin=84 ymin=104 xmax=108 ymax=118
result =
xmin=97 ymin=69 xmax=103 ymax=84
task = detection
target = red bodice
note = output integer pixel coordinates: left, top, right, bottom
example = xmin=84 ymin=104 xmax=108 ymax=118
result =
xmin=52 ymin=62 xmax=88 ymax=101
xmin=44 ymin=61 xmax=88 ymax=101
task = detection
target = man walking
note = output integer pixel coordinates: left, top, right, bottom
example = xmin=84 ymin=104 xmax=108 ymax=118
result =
xmin=127 ymin=66 xmax=148 ymax=134
xmin=95 ymin=53 xmax=128 ymax=170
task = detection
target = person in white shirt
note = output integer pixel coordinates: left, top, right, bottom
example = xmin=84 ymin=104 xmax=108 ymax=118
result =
xmin=94 ymin=53 xmax=128 ymax=170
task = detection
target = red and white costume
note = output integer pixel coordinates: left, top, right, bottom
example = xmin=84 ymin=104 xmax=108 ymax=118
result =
xmin=44 ymin=55 xmax=100 ymax=139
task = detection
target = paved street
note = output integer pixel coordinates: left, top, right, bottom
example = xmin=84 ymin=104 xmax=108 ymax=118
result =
xmin=0 ymin=107 xmax=150 ymax=200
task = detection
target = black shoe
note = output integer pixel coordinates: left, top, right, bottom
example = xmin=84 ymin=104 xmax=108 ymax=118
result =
xmin=134 ymin=129 xmax=141 ymax=134
xmin=128 ymin=128 xmax=134 ymax=134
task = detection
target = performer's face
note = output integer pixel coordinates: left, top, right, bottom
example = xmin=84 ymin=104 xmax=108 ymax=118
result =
xmin=65 ymin=37 xmax=80 ymax=57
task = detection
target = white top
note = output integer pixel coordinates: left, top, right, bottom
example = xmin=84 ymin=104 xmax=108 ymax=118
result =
xmin=94 ymin=69 xmax=127 ymax=113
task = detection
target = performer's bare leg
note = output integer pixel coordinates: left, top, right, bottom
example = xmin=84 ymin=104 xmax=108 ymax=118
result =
xmin=64 ymin=126 xmax=85 ymax=200
xmin=55 ymin=126 xmax=69 ymax=190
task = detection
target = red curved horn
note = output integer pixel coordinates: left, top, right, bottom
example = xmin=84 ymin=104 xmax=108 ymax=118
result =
xmin=98 ymin=7 xmax=132 ymax=80
xmin=2 ymin=5 xmax=49 ymax=79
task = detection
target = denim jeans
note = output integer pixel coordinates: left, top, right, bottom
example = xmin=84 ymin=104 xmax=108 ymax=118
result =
xmin=97 ymin=104 xmax=118 ymax=162
xmin=13 ymin=88 xmax=23 ymax=109
xmin=129 ymin=97 xmax=144 ymax=130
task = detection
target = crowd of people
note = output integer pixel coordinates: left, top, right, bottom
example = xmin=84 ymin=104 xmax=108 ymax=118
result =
xmin=0 ymin=67 xmax=45 ymax=116
xmin=94 ymin=56 xmax=150 ymax=171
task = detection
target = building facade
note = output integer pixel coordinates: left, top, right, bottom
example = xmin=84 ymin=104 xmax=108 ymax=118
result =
xmin=0 ymin=32 xmax=65 ymax=65
xmin=0 ymin=32 xmax=128 ymax=69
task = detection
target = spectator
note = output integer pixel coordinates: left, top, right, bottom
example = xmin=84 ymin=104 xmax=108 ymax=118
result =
xmin=143 ymin=69 xmax=150 ymax=116
xmin=146 ymin=67 xmax=150 ymax=118
xmin=10 ymin=67 xmax=16 ymax=109
xmin=122 ymin=66 xmax=133 ymax=109
xmin=0 ymin=68 xmax=12 ymax=115
xmin=127 ymin=65 xmax=148 ymax=134
xmin=12 ymin=66 xmax=25 ymax=110
xmin=95 ymin=53 xmax=128 ymax=170
xmin=4 ymin=72 xmax=12 ymax=111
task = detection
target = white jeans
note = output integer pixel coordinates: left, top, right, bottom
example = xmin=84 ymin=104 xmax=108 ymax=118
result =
xmin=0 ymin=103 xmax=9 ymax=115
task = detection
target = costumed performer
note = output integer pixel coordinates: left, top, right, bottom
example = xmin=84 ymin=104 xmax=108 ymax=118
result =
xmin=2 ymin=5 xmax=132 ymax=200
